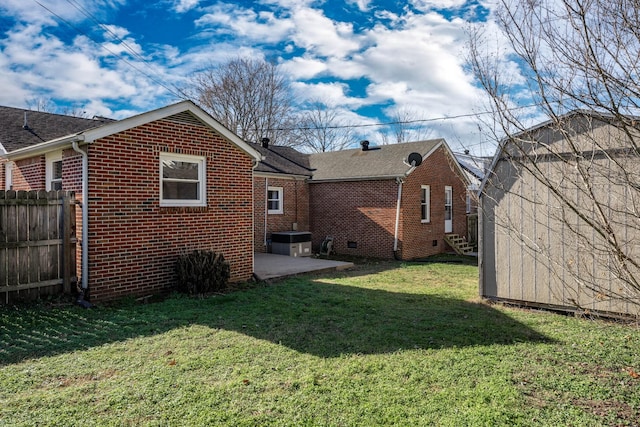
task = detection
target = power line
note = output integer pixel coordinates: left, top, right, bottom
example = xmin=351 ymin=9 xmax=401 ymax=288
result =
xmin=32 ymin=0 xmax=186 ymax=100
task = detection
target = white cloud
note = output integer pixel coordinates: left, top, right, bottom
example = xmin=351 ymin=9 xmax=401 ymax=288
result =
xmin=291 ymin=81 xmax=366 ymax=108
xmin=195 ymin=3 xmax=294 ymax=44
xmin=173 ymin=0 xmax=201 ymax=13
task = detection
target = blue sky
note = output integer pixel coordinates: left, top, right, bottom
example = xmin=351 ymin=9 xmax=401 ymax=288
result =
xmin=0 ymin=0 xmax=500 ymax=154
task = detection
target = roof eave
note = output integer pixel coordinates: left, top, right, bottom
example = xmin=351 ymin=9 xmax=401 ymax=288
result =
xmin=3 ymin=133 xmax=86 ymax=161
xmin=309 ymin=174 xmax=403 ymax=183
xmin=254 ymin=171 xmax=311 ymax=180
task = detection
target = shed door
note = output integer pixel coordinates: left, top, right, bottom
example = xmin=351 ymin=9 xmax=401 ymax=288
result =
xmin=444 ymin=186 xmax=453 ymax=233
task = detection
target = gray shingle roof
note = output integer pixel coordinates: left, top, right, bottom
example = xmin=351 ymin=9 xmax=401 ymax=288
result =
xmin=251 ymin=143 xmax=314 ymax=177
xmin=308 ymin=139 xmax=444 ymax=181
xmin=0 ymin=106 xmax=114 ymax=153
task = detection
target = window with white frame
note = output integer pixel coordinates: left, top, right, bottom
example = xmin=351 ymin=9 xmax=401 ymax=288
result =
xmin=160 ymin=153 xmax=206 ymax=207
xmin=45 ymin=152 xmax=63 ymax=191
xmin=421 ymin=185 xmax=430 ymax=223
xmin=267 ymin=186 xmax=283 ymax=214
xmin=5 ymin=162 xmax=13 ymax=190
xmin=466 ymin=191 xmax=472 ymax=214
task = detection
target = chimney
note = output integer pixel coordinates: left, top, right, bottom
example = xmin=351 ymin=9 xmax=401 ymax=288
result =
xmin=261 ymin=137 xmax=270 ymax=148
xmin=464 ymin=149 xmax=470 ymax=155
xmin=360 ymin=140 xmax=370 ymax=151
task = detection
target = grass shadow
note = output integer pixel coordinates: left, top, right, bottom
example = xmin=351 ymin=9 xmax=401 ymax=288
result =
xmin=1 ymin=271 xmax=553 ymax=364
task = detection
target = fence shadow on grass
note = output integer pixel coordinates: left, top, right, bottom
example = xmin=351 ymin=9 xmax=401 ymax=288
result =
xmin=1 ymin=275 xmax=553 ymax=364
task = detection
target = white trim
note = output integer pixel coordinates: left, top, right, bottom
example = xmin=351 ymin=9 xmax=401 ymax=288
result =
xmin=267 ymin=186 xmax=283 ymax=214
xmin=45 ymin=150 xmax=63 ymax=191
xmin=159 ymin=152 xmax=207 ymax=207
xmin=4 ymin=161 xmax=13 ymax=190
xmin=3 ymin=101 xmax=263 ymax=163
xmin=421 ymin=185 xmax=431 ymax=223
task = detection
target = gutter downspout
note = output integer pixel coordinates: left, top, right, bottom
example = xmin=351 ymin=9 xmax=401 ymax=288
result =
xmin=72 ymin=139 xmax=89 ymax=293
xmin=264 ymin=177 xmax=269 ymax=248
xmin=393 ymin=177 xmax=403 ymax=259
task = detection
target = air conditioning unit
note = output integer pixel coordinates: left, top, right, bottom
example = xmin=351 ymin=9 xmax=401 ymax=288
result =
xmin=271 ymin=231 xmax=312 ymax=257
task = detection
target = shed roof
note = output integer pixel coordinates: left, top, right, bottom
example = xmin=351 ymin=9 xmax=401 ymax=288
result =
xmin=307 ymin=139 xmax=445 ymax=181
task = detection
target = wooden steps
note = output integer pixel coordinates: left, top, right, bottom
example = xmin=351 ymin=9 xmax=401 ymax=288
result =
xmin=444 ymin=234 xmax=474 ymax=255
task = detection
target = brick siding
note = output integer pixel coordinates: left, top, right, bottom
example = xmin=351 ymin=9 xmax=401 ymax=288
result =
xmin=254 ymin=176 xmax=310 ymax=252
xmin=8 ymin=118 xmax=255 ymax=302
xmin=309 ymin=146 xmax=468 ymax=260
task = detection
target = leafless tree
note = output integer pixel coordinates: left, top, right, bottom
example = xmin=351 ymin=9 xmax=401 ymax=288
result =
xmin=25 ymin=97 xmax=90 ymax=118
xmin=296 ymin=100 xmax=357 ymax=152
xmin=189 ymin=57 xmax=297 ymax=146
xmin=470 ymin=0 xmax=640 ymax=313
xmin=378 ymin=107 xmax=434 ymax=144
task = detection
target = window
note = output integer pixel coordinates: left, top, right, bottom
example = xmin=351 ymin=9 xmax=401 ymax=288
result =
xmin=421 ymin=185 xmax=430 ymax=223
xmin=267 ymin=186 xmax=283 ymax=214
xmin=466 ymin=191 xmax=472 ymax=214
xmin=45 ymin=152 xmax=63 ymax=191
xmin=160 ymin=153 xmax=206 ymax=207
xmin=5 ymin=162 xmax=13 ymax=190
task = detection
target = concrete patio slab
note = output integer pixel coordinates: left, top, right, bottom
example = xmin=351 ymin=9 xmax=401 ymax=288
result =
xmin=254 ymin=252 xmax=354 ymax=281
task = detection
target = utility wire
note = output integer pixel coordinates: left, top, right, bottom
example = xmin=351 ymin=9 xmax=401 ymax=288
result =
xmin=32 ymin=0 xmax=186 ymax=100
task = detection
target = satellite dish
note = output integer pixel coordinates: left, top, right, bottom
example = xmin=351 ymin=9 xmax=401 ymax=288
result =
xmin=407 ymin=152 xmax=423 ymax=167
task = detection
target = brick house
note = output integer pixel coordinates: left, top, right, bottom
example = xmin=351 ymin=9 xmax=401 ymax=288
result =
xmin=1 ymin=101 xmax=261 ymax=302
xmin=308 ymin=140 xmax=469 ymax=259
xmin=254 ymin=139 xmax=470 ymax=260
xmin=250 ymin=139 xmax=313 ymax=253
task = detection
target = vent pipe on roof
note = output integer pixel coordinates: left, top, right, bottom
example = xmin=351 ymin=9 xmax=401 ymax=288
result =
xmin=360 ymin=140 xmax=370 ymax=151
xmin=23 ymin=112 xmax=28 ymax=129
xmin=261 ymin=137 xmax=270 ymax=148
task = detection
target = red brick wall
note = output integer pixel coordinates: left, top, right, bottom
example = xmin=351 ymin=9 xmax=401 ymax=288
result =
xmin=254 ymin=176 xmax=310 ymax=252
xmin=309 ymin=180 xmax=399 ymax=259
xmin=11 ymin=156 xmax=46 ymax=190
xmin=81 ymin=119 xmax=255 ymax=302
xmin=308 ymin=146 xmax=468 ymax=260
xmin=400 ymin=145 xmax=468 ymax=259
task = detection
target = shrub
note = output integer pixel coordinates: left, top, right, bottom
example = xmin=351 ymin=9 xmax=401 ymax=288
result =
xmin=175 ymin=250 xmax=230 ymax=296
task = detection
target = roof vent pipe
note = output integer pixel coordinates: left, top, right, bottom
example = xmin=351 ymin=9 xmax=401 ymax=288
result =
xmin=23 ymin=112 xmax=28 ymax=129
xmin=360 ymin=140 xmax=370 ymax=151
xmin=261 ymin=137 xmax=270 ymax=148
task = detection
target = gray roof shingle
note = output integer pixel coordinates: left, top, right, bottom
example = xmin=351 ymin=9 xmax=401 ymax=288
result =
xmin=308 ymin=139 xmax=444 ymax=181
xmin=251 ymin=143 xmax=314 ymax=177
xmin=0 ymin=106 xmax=114 ymax=153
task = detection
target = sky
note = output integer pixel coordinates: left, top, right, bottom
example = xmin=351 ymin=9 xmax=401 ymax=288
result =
xmin=0 ymin=0 xmax=501 ymax=155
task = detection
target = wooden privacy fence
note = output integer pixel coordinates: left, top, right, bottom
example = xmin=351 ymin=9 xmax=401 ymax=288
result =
xmin=0 ymin=190 xmax=77 ymax=303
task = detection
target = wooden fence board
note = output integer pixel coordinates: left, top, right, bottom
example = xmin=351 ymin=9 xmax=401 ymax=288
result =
xmin=0 ymin=190 xmax=77 ymax=303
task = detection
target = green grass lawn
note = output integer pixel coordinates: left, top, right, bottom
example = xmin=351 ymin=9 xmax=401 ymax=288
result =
xmin=1 ymin=259 xmax=639 ymax=426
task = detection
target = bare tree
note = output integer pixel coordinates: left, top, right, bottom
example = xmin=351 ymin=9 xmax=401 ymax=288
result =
xmin=470 ymin=0 xmax=640 ymax=313
xmin=190 ymin=57 xmax=297 ymax=146
xmin=296 ymin=100 xmax=357 ymax=152
xmin=25 ymin=97 xmax=89 ymax=118
xmin=378 ymin=107 xmax=434 ymax=144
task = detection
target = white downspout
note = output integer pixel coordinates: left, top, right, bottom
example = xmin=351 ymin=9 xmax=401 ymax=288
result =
xmin=393 ymin=177 xmax=403 ymax=256
xmin=72 ymin=140 xmax=88 ymax=291
xmin=264 ymin=177 xmax=269 ymax=247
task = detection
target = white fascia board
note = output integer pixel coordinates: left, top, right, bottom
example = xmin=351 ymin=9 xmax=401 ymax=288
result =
xmin=82 ymin=100 xmax=263 ymax=162
xmin=0 ymin=142 xmax=6 ymax=155
xmin=309 ymin=175 xmax=401 ymax=183
xmin=4 ymin=134 xmax=85 ymax=161
xmin=253 ymin=171 xmax=310 ymax=181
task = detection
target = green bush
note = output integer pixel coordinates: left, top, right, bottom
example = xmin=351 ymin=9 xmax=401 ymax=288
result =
xmin=175 ymin=250 xmax=230 ymax=296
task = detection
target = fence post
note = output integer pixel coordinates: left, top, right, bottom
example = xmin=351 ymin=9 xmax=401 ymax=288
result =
xmin=62 ymin=192 xmax=72 ymax=294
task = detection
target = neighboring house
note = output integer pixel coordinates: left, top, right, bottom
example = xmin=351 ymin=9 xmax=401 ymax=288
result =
xmin=251 ymin=138 xmax=313 ymax=253
xmin=1 ymin=101 xmax=262 ymax=302
xmin=480 ymin=111 xmax=640 ymax=317
xmin=307 ymin=139 xmax=470 ymax=259
xmin=456 ymin=151 xmax=492 ymax=249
